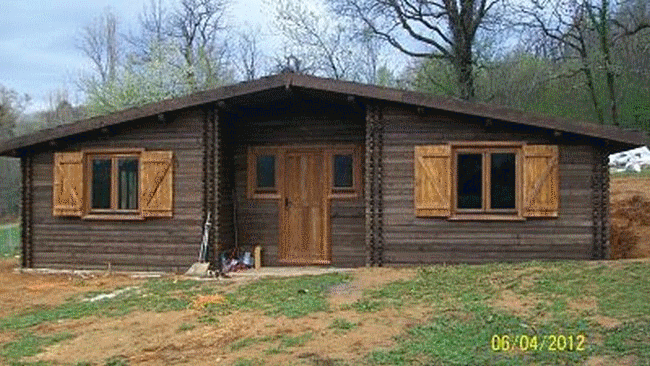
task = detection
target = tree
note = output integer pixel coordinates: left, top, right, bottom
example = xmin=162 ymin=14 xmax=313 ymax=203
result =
xmin=77 ymin=7 xmax=121 ymax=84
xmin=169 ymin=0 xmax=231 ymax=89
xmin=273 ymin=0 xmax=389 ymax=83
xmin=0 ymin=85 xmax=30 ymax=140
xmin=78 ymin=1 xmax=234 ymax=116
xmin=328 ymin=0 xmax=500 ymax=100
xmin=233 ymin=25 xmax=268 ymax=81
xmin=515 ymin=0 xmax=650 ymax=125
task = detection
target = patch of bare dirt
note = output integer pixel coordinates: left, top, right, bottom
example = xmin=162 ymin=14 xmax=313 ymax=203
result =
xmin=586 ymin=355 xmax=638 ymax=366
xmin=491 ymin=290 xmax=539 ymax=317
xmin=0 ymin=258 xmax=144 ymax=318
xmin=328 ymin=267 xmax=417 ymax=308
xmin=568 ymin=296 xmax=598 ymax=315
xmin=19 ymin=266 xmax=426 ymax=366
xmin=591 ymin=315 xmax=622 ymax=329
xmin=28 ymin=301 xmax=430 ymax=366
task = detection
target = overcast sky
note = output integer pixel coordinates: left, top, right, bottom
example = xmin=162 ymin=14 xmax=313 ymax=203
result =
xmin=0 ymin=0 xmax=272 ymax=113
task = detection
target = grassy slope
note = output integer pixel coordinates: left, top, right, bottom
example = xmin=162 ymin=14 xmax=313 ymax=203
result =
xmin=360 ymin=261 xmax=650 ymax=365
xmin=1 ymin=261 xmax=649 ymax=365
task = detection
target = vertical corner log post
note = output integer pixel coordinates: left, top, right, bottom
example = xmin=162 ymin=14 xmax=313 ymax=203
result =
xmin=202 ymin=106 xmax=219 ymax=269
xmin=364 ymin=105 xmax=375 ymax=266
xmin=20 ymin=154 xmax=33 ymax=268
xmin=201 ymin=107 xmax=210 ymax=263
xmin=592 ymin=148 xmax=609 ymax=260
xmin=365 ymin=104 xmax=384 ymax=267
xmin=212 ymin=108 xmax=220 ymax=269
xmin=375 ymin=108 xmax=384 ymax=267
xmin=600 ymin=149 xmax=610 ymax=259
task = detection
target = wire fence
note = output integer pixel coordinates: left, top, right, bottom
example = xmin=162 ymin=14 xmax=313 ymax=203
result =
xmin=0 ymin=224 xmax=20 ymax=257
xmin=0 ymin=157 xmax=20 ymax=219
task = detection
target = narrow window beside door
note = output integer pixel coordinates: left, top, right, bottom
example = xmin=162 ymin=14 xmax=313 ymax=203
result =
xmin=247 ymin=147 xmax=281 ymax=199
xmin=333 ymin=154 xmax=353 ymax=188
xmin=256 ymin=155 xmax=276 ymax=189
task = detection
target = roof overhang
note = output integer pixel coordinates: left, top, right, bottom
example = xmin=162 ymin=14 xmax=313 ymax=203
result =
xmin=0 ymin=73 xmax=646 ymax=156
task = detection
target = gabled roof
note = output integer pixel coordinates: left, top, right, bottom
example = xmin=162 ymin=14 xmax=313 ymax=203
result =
xmin=0 ymin=72 xmax=646 ymax=156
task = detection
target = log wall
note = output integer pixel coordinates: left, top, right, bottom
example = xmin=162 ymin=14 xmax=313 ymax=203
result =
xmin=380 ymin=105 xmax=598 ymax=265
xmin=28 ymin=108 xmax=205 ymax=271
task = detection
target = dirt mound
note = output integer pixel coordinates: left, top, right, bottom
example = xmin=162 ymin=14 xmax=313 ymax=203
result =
xmin=611 ymin=195 xmax=650 ymax=226
xmin=610 ymin=177 xmax=650 ymax=259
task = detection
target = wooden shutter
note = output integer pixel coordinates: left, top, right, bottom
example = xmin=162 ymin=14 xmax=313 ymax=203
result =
xmin=523 ymin=145 xmax=559 ymax=218
xmin=53 ymin=152 xmax=84 ymax=217
xmin=414 ymin=145 xmax=452 ymax=217
xmin=140 ymin=151 xmax=174 ymax=217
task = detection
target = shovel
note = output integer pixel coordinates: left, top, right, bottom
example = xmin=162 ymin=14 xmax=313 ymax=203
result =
xmin=185 ymin=212 xmax=212 ymax=277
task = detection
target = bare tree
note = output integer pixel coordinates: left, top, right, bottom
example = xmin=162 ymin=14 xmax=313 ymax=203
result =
xmin=169 ymin=0 xmax=231 ymax=88
xmin=515 ymin=0 xmax=605 ymax=123
xmin=234 ymin=25 xmax=266 ymax=81
xmin=142 ymin=0 xmax=169 ymax=45
xmin=328 ymin=0 xmax=500 ymax=100
xmin=274 ymin=0 xmax=356 ymax=80
xmin=77 ymin=7 xmax=120 ymax=83
xmin=125 ymin=0 xmax=170 ymax=62
xmin=515 ymin=0 xmax=650 ymax=125
xmin=274 ymin=0 xmax=389 ymax=83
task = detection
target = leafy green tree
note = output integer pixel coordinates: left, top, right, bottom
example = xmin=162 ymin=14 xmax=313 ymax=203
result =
xmin=78 ymin=1 xmax=234 ymax=116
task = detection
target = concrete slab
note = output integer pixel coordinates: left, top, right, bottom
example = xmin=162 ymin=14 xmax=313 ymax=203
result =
xmin=226 ymin=267 xmax=354 ymax=279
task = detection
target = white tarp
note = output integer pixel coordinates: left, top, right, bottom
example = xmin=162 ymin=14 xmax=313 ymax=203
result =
xmin=609 ymin=146 xmax=650 ymax=172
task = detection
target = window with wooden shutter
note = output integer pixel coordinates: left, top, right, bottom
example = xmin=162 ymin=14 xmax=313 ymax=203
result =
xmin=414 ymin=145 xmax=452 ymax=217
xmin=53 ymin=148 xmax=174 ymax=220
xmin=140 ymin=150 xmax=174 ymax=217
xmin=523 ymin=145 xmax=559 ymax=218
xmin=414 ymin=142 xmax=558 ymax=220
xmin=53 ymin=152 xmax=84 ymax=217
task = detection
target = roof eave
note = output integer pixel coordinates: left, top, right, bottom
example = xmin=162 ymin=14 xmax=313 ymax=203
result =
xmin=0 ymin=75 xmax=290 ymax=155
xmin=0 ymin=73 xmax=646 ymax=155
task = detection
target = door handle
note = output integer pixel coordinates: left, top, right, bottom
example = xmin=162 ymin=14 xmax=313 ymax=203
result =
xmin=285 ymin=197 xmax=290 ymax=208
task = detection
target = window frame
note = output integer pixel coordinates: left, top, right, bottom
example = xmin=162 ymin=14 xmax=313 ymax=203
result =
xmin=247 ymin=146 xmax=283 ymax=199
xmin=450 ymin=142 xmax=524 ymax=221
xmin=325 ymin=146 xmax=362 ymax=199
xmin=83 ymin=148 xmax=145 ymax=220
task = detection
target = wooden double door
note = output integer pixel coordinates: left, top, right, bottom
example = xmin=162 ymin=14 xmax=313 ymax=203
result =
xmin=279 ymin=149 xmax=330 ymax=264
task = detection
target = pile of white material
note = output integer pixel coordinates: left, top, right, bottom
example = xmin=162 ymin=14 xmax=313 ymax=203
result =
xmin=609 ymin=146 xmax=650 ymax=173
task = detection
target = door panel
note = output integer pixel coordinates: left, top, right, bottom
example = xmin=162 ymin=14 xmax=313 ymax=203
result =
xmin=280 ymin=151 xmax=327 ymax=264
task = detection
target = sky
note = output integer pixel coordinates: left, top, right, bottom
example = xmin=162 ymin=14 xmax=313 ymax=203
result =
xmin=0 ymin=0 xmax=272 ymax=113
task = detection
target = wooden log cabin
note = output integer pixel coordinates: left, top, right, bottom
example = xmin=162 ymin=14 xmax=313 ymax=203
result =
xmin=0 ymin=73 xmax=646 ymax=271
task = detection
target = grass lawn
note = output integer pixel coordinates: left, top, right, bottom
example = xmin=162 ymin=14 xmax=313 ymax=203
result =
xmin=1 ymin=260 xmax=649 ymax=365
xmin=610 ymin=169 xmax=650 ymax=179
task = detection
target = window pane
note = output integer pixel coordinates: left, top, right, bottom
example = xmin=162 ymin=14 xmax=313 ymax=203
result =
xmin=457 ymin=154 xmax=482 ymax=209
xmin=118 ymin=158 xmax=139 ymax=210
xmin=491 ymin=153 xmax=516 ymax=209
xmin=256 ymin=155 xmax=275 ymax=189
xmin=92 ymin=159 xmax=111 ymax=209
xmin=333 ymin=154 xmax=353 ymax=188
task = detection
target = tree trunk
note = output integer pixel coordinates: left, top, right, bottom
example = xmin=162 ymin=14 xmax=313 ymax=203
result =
xmin=454 ymin=44 xmax=475 ymax=100
xmin=581 ymin=55 xmax=605 ymax=125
